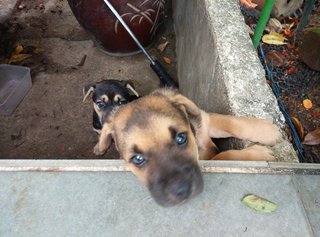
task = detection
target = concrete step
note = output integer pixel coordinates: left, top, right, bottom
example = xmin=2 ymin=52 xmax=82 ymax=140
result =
xmin=0 ymin=160 xmax=319 ymax=237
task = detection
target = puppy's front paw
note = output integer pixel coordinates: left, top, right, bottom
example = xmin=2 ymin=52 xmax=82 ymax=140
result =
xmin=262 ymin=121 xmax=282 ymax=146
xmin=93 ymin=143 xmax=105 ymax=156
xmin=253 ymin=120 xmax=282 ymax=146
xmin=247 ymin=145 xmax=275 ymax=161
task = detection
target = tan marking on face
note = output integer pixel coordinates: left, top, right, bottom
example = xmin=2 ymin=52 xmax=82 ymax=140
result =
xmin=114 ymin=94 xmax=122 ymax=103
xmin=101 ymin=95 xmax=109 ymax=103
xmin=93 ymin=103 xmax=104 ymax=119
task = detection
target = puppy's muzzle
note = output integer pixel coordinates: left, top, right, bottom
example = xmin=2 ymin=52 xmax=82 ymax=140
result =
xmin=167 ymin=178 xmax=192 ymax=200
xmin=148 ymin=160 xmax=204 ymax=207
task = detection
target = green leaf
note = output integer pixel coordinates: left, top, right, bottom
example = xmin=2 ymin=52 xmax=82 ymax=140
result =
xmin=241 ymin=194 xmax=277 ymax=213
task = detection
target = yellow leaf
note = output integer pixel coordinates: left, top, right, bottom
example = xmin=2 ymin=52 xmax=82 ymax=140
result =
xmin=291 ymin=116 xmax=304 ymax=140
xmin=269 ymin=31 xmax=286 ymax=39
xmin=7 ymin=54 xmax=32 ymax=64
xmin=163 ymin=56 xmax=172 ymax=65
xmin=14 ymin=45 xmax=24 ymax=54
xmin=262 ymin=32 xmax=287 ymax=45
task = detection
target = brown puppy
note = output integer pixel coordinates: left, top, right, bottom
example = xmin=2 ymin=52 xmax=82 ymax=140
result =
xmin=94 ymin=88 xmax=281 ymax=206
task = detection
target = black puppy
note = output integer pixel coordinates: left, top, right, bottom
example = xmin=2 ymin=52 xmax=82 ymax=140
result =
xmin=83 ymin=80 xmax=139 ymax=134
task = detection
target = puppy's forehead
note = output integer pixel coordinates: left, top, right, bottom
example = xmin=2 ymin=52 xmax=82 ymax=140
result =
xmin=118 ymin=96 xmax=188 ymax=132
xmin=113 ymin=96 xmax=190 ymax=153
xmin=92 ymin=81 xmax=130 ymax=100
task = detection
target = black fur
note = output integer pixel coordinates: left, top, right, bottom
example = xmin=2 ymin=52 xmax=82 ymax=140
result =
xmin=83 ymin=80 xmax=139 ymax=133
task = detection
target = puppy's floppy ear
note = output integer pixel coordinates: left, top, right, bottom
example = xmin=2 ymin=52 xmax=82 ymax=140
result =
xmin=120 ymin=80 xmax=140 ymax=98
xmin=83 ymin=83 xmax=96 ymax=102
xmin=125 ymin=83 xmax=139 ymax=98
xmin=170 ymin=92 xmax=201 ymax=118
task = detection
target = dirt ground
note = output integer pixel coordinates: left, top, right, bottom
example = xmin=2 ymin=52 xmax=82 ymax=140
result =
xmin=0 ymin=0 xmax=176 ymax=159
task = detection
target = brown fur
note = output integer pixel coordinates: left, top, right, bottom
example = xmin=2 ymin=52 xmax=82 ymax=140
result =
xmin=94 ymin=88 xmax=281 ymax=206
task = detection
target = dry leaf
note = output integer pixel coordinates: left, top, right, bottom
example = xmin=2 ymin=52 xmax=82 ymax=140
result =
xmin=303 ymin=129 xmax=320 ymax=145
xmin=283 ymin=22 xmax=295 ymax=31
xmin=242 ymin=194 xmax=277 ymax=213
xmin=291 ymin=116 xmax=304 ymax=140
xmin=247 ymin=25 xmax=254 ymax=36
xmin=266 ymin=50 xmax=285 ymax=66
xmin=303 ymin=99 xmax=313 ymax=109
xmin=6 ymin=44 xmax=42 ymax=64
xmin=239 ymin=0 xmax=258 ymax=8
xmin=283 ymin=29 xmax=293 ymax=38
xmin=77 ymin=55 xmax=87 ymax=67
xmin=157 ymin=41 xmax=169 ymax=52
xmin=286 ymin=67 xmax=298 ymax=74
xmin=15 ymin=45 xmax=24 ymax=54
xmin=262 ymin=32 xmax=287 ymax=45
xmin=163 ymin=56 xmax=172 ymax=65
xmin=7 ymin=54 xmax=32 ymax=64
xmin=265 ymin=18 xmax=283 ymax=33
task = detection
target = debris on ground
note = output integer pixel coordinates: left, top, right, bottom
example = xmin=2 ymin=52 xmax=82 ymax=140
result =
xmin=157 ymin=40 xmax=169 ymax=52
xmin=241 ymin=1 xmax=320 ymax=163
xmin=262 ymin=31 xmax=287 ymax=45
xmin=303 ymin=128 xmax=320 ymax=145
xmin=162 ymin=56 xmax=172 ymax=65
xmin=241 ymin=194 xmax=278 ymax=213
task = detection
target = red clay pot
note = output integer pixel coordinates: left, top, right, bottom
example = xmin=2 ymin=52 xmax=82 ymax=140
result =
xmin=67 ymin=0 xmax=166 ymax=56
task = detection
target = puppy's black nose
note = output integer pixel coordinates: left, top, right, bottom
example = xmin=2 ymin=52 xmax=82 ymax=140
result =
xmin=168 ymin=180 xmax=191 ymax=199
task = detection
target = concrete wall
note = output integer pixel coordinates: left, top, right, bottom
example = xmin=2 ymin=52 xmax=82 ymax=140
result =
xmin=173 ymin=0 xmax=297 ymax=161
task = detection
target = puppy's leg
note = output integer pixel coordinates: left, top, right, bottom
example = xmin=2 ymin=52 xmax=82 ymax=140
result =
xmin=204 ymin=112 xmax=282 ymax=145
xmin=212 ymin=145 xmax=275 ymax=161
xmin=93 ymin=123 xmax=113 ymax=155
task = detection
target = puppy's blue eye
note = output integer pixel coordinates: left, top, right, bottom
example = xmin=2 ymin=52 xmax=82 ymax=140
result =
xmin=96 ymin=101 xmax=106 ymax=109
xmin=131 ymin=154 xmax=146 ymax=167
xmin=175 ymin=132 xmax=187 ymax=145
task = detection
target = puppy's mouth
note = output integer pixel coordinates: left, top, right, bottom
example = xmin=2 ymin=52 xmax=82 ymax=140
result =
xmin=147 ymin=162 xmax=203 ymax=207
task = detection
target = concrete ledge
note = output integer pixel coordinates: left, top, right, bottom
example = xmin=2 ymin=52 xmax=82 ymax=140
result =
xmin=1 ymin=162 xmax=318 ymax=236
xmin=173 ymin=0 xmax=297 ymax=162
xmin=1 ymin=160 xmax=319 ymax=174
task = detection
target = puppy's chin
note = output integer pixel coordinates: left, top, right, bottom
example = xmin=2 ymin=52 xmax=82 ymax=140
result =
xmin=148 ymin=163 xmax=204 ymax=207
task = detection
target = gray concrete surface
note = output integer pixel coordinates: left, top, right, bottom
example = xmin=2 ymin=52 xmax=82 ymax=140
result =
xmin=173 ymin=0 xmax=297 ymax=162
xmin=0 ymin=159 xmax=319 ymax=237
